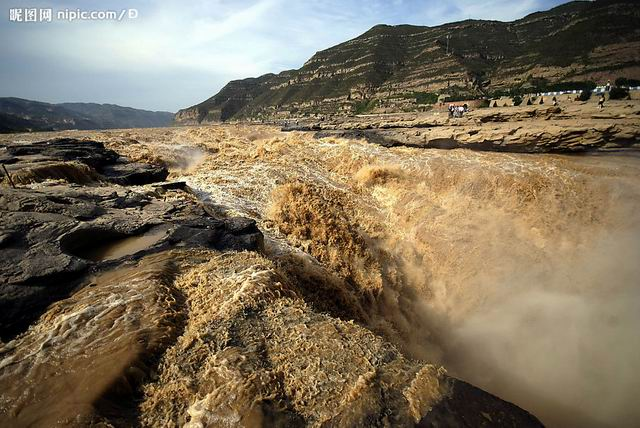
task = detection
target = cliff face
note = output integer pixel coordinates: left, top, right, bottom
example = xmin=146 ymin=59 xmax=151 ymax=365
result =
xmin=175 ymin=75 xmax=276 ymax=124
xmin=176 ymin=0 xmax=640 ymax=123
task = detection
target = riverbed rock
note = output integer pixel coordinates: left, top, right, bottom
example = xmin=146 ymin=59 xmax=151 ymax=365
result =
xmin=419 ymin=379 xmax=543 ymax=427
xmin=0 ymin=138 xmax=169 ymax=185
xmin=0 ymin=139 xmax=263 ymax=340
xmin=312 ymin=112 xmax=640 ymax=153
xmin=289 ymin=104 xmax=640 ymax=153
xmin=0 ymin=184 xmax=263 ymax=340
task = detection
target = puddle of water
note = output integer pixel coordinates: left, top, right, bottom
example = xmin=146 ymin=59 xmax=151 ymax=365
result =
xmin=84 ymin=225 xmax=171 ymax=262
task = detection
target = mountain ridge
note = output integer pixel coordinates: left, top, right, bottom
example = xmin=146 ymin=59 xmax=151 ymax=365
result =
xmin=0 ymin=97 xmax=174 ymax=133
xmin=176 ymin=0 xmax=640 ymax=123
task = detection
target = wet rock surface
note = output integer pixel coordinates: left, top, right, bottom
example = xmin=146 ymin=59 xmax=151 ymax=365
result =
xmin=0 ymin=139 xmax=263 ymax=340
xmin=0 ymin=138 xmax=119 ymax=167
xmin=419 ymin=379 xmax=543 ymax=427
xmin=0 ymin=138 xmax=169 ymax=185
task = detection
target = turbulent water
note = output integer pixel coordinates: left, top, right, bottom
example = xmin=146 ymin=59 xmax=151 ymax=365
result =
xmin=0 ymin=254 xmax=181 ymax=426
xmin=2 ymin=125 xmax=640 ymax=427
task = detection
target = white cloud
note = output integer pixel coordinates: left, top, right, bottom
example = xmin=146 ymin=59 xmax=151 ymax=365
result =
xmin=0 ymin=0 xmax=568 ymax=110
xmin=451 ymin=0 xmax=541 ymax=22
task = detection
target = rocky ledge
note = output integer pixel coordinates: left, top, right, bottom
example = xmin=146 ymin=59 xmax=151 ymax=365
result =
xmin=0 ymin=138 xmax=170 ymax=185
xmin=0 ymin=138 xmax=263 ymax=340
xmin=287 ymin=104 xmax=640 ymax=153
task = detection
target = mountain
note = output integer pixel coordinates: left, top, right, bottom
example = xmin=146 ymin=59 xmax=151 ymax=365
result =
xmin=176 ymin=0 xmax=640 ymax=123
xmin=0 ymin=98 xmax=174 ymax=133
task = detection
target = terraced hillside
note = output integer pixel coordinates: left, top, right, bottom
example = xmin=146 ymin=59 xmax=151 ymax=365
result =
xmin=176 ymin=0 xmax=640 ymax=123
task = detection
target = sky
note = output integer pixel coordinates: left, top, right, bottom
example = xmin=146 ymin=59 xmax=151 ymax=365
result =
xmin=1 ymin=0 xmax=571 ymax=112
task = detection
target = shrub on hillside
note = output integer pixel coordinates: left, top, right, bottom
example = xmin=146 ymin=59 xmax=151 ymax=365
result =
xmin=609 ymin=87 xmax=630 ymax=100
xmin=615 ymin=77 xmax=640 ymax=87
xmin=547 ymin=81 xmax=596 ymax=92
xmin=414 ymin=92 xmax=438 ymax=105
xmin=577 ymin=90 xmax=592 ymax=101
xmin=353 ymin=99 xmax=377 ymax=115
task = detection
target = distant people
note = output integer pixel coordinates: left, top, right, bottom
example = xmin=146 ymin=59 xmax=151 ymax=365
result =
xmin=539 ymin=97 xmax=544 ymax=105
xmin=552 ymin=96 xmax=558 ymax=106
xmin=448 ymin=105 xmax=465 ymax=118
xmin=598 ymin=93 xmax=605 ymax=109
xmin=605 ymin=80 xmax=611 ymax=92
xmin=463 ymin=103 xmax=468 ymax=112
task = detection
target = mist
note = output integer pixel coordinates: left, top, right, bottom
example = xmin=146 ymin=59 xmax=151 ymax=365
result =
xmin=285 ymin=147 xmax=639 ymax=427
xmin=364 ymin=154 xmax=640 ymax=428
xmin=436 ymin=228 xmax=640 ymax=427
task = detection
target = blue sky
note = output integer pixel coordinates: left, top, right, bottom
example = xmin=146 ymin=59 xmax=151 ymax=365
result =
xmin=1 ymin=0 xmax=570 ymax=112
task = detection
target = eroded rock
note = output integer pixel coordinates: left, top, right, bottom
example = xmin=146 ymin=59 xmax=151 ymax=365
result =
xmin=0 ymin=138 xmax=169 ymax=185
xmin=0 ymin=139 xmax=263 ymax=340
xmin=309 ymin=106 xmax=640 ymax=153
xmin=0 ymin=184 xmax=263 ymax=340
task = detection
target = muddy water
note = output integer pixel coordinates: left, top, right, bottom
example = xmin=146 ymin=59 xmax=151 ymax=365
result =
xmin=131 ymin=127 xmax=638 ymax=428
xmin=1 ymin=125 xmax=638 ymax=427
xmin=83 ymin=225 xmax=172 ymax=262
xmin=0 ymin=253 xmax=181 ymax=426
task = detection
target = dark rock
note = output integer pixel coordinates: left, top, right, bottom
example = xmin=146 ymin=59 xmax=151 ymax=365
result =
xmin=0 ymin=230 xmax=17 ymax=247
xmin=0 ymin=139 xmax=263 ymax=340
xmin=0 ymin=138 xmax=168 ymax=185
xmin=419 ymin=378 xmax=544 ymax=427
xmin=281 ymin=124 xmax=322 ymax=132
xmin=424 ymin=137 xmax=460 ymax=150
xmin=0 ymin=183 xmax=264 ymax=340
xmin=1 ymin=138 xmax=119 ymax=168
xmin=152 ymin=181 xmax=188 ymax=191
xmin=167 ymin=220 xmax=263 ymax=253
xmin=101 ymin=162 xmax=169 ymax=185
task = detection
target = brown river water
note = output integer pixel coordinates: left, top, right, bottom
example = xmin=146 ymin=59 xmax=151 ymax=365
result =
xmin=1 ymin=125 xmax=639 ymax=427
